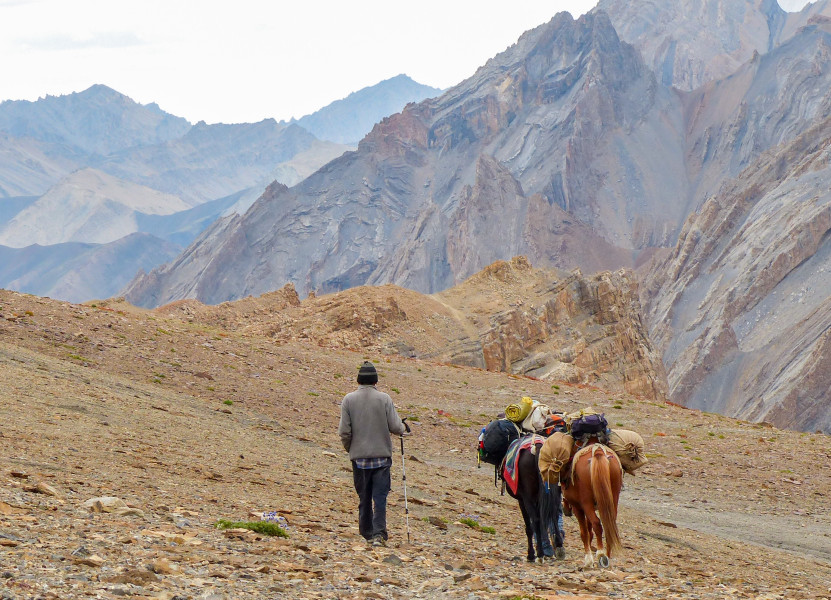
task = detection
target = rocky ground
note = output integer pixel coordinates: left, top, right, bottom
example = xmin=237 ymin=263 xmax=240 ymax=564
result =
xmin=1 ymin=288 xmax=831 ymax=599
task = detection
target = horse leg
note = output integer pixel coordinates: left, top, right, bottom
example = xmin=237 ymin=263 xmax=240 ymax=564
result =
xmin=525 ymin=499 xmax=554 ymax=562
xmin=585 ymin=509 xmax=608 ymax=568
xmin=547 ymin=484 xmax=565 ymax=560
xmin=570 ymin=503 xmax=595 ymax=569
xmin=516 ymin=499 xmax=536 ymax=562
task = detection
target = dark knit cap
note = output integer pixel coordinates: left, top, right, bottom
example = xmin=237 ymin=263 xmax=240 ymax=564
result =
xmin=357 ymin=361 xmax=378 ymax=385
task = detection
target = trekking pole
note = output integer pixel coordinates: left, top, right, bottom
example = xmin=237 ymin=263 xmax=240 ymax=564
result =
xmin=400 ymin=418 xmax=411 ymax=544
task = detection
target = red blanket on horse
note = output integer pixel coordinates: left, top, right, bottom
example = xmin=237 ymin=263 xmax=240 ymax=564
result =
xmin=502 ymin=434 xmax=544 ymax=495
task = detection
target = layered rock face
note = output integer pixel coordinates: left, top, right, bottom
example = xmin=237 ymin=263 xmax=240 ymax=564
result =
xmin=597 ymin=0 xmax=788 ymax=91
xmin=642 ymin=114 xmax=831 ymax=433
xmin=125 ymin=10 xmax=689 ymax=306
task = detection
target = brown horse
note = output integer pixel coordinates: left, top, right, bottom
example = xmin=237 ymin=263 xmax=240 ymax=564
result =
xmin=562 ymin=443 xmax=623 ymax=568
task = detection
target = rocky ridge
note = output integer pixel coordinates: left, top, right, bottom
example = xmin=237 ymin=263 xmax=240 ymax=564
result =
xmin=1 ymin=287 xmax=830 ymax=599
xmin=153 ymin=257 xmax=666 ymax=401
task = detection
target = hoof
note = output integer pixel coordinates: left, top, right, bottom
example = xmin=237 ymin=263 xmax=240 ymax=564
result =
xmin=582 ymin=553 xmax=595 ymax=569
xmin=598 ymin=554 xmax=610 ymax=568
xmin=555 ymin=547 xmax=566 ymax=560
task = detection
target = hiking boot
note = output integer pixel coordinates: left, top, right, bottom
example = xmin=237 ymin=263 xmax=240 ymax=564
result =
xmin=370 ymin=535 xmax=386 ymax=547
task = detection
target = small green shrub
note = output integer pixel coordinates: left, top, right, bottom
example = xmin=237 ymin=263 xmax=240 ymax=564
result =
xmin=459 ymin=516 xmax=495 ymax=534
xmin=215 ymin=519 xmax=288 ymax=537
xmin=391 ymin=387 xmax=400 ymax=394
xmin=223 ymin=400 xmax=233 ymax=406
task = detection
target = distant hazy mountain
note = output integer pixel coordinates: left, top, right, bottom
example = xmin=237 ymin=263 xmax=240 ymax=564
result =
xmin=0 ymin=85 xmax=354 ymax=301
xmin=97 ymin=120 xmax=349 ymax=205
xmin=0 ymin=168 xmax=193 ymax=247
xmin=0 ymin=84 xmax=191 ymax=157
xmin=294 ymin=74 xmax=443 ymax=145
xmin=0 ymin=233 xmax=181 ymax=303
xmin=0 ymin=132 xmax=87 ymax=198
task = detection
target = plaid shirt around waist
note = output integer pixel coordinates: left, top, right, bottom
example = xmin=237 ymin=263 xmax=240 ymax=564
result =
xmin=354 ymin=457 xmax=392 ymax=469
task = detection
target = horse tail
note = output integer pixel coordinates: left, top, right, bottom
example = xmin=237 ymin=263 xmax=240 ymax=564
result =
xmin=590 ymin=445 xmax=623 ymax=556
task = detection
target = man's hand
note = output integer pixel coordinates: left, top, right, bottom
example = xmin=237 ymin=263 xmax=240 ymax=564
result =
xmin=402 ymin=417 xmax=412 ymax=434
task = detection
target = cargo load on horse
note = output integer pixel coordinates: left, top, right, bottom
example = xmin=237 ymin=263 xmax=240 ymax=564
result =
xmin=606 ymin=429 xmax=648 ymax=474
xmin=566 ymin=407 xmax=609 ymax=442
xmin=538 ymin=431 xmax=573 ymax=486
xmin=504 ymin=396 xmax=554 ymax=434
xmin=478 ymin=419 xmax=521 ymax=466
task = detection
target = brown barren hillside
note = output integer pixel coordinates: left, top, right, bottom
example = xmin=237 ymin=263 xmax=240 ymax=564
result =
xmin=1 ymin=283 xmax=830 ymax=600
xmin=154 ymin=257 xmax=667 ymax=402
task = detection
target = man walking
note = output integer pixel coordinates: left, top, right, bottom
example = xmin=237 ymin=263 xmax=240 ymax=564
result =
xmin=338 ymin=361 xmax=407 ymax=546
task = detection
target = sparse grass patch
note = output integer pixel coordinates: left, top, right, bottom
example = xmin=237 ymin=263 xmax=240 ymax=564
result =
xmin=215 ymin=519 xmax=288 ymax=537
xmin=391 ymin=387 xmax=400 ymax=394
xmin=308 ymin=391 xmax=320 ymax=397
xmin=459 ymin=516 xmax=495 ymax=534
xmin=223 ymin=400 xmax=233 ymax=406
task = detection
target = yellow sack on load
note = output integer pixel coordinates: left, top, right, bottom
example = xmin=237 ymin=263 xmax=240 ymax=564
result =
xmin=539 ymin=432 xmax=573 ymax=485
xmin=505 ymin=396 xmax=534 ymax=423
xmin=607 ymin=429 xmax=648 ymax=475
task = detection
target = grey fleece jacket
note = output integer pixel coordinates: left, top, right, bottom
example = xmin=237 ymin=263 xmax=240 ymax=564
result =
xmin=338 ymin=384 xmax=406 ymax=460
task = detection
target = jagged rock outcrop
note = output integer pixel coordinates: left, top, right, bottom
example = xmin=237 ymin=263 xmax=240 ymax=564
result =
xmin=125 ymin=10 xmax=689 ymax=306
xmin=641 ymin=114 xmax=831 ymax=432
xmin=157 ymin=256 xmax=666 ymax=400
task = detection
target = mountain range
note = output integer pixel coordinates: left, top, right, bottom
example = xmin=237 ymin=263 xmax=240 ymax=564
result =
xmin=0 ymin=75 xmax=440 ymax=301
xmin=123 ymin=0 xmax=831 ymax=433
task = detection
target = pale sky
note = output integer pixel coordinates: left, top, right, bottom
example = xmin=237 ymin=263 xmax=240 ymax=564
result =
xmin=0 ymin=0 xmax=814 ymax=125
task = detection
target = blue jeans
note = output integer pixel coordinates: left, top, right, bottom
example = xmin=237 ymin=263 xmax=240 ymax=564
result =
xmin=352 ymin=462 xmax=391 ymax=540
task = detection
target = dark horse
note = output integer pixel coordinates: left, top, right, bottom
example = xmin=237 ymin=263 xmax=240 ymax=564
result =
xmin=504 ymin=439 xmax=565 ymax=562
xmin=561 ymin=443 xmax=623 ymax=568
